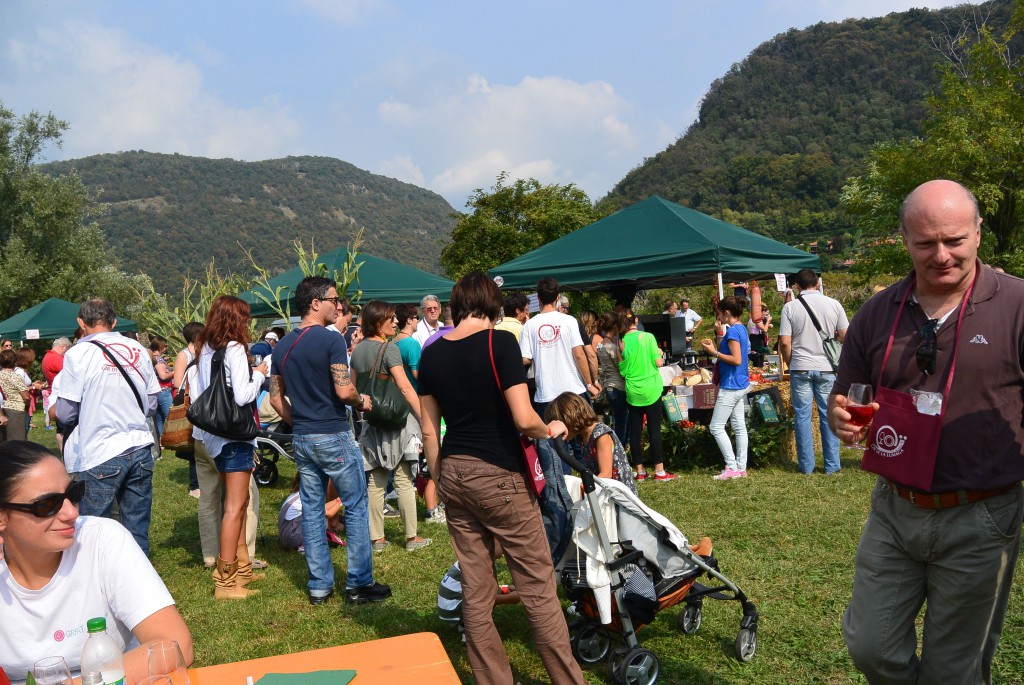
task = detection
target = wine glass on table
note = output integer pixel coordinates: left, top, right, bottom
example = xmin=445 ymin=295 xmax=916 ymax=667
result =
xmin=147 ymin=640 xmax=190 ymax=685
xmin=845 ymin=383 xmax=874 ymax=451
xmin=33 ymin=656 xmax=72 ymax=685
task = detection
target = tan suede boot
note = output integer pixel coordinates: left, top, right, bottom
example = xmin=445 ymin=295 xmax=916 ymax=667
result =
xmin=213 ymin=556 xmax=258 ymax=600
xmin=235 ymin=539 xmax=265 ymax=588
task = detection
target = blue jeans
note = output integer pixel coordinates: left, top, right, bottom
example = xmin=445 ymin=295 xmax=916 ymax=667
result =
xmin=154 ymin=388 xmax=173 ymax=436
xmin=292 ymin=430 xmax=374 ymax=595
xmin=790 ymin=370 xmax=841 ymax=474
xmin=77 ymin=445 xmax=155 ymax=555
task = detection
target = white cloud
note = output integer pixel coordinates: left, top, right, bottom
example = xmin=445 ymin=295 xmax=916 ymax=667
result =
xmin=292 ymin=0 xmax=388 ymax=26
xmin=1 ymin=19 xmax=302 ymax=161
xmin=378 ymin=154 xmax=425 ymax=187
xmin=373 ymin=74 xmax=637 ymax=202
xmin=377 ymin=100 xmax=417 ymax=125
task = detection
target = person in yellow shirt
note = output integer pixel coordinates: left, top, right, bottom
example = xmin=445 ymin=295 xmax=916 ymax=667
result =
xmin=494 ymin=291 xmax=530 ymax=342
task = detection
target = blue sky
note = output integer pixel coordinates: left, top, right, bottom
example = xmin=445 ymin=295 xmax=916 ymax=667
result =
xmin=2 ymin=0 xmax=956 ymax=208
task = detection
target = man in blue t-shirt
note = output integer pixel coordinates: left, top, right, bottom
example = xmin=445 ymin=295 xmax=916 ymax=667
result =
xmin=270 ymin=276 xmax=391 ymax=606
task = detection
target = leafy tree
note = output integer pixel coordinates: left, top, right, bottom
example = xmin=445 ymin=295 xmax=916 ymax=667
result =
xmin=440 ymin=173 xmax=604 ymax=280
xmin=842 ymin=2 xmax=1024 ymax=257
xmin=0 ymin=103 xmax=147 ymax=319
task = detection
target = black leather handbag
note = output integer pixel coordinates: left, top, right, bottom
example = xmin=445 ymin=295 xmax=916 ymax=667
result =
xmin=186 ymin=347 xmax=258 ymax=441
xmin=357 ymin=341 xmax=411 ymax=431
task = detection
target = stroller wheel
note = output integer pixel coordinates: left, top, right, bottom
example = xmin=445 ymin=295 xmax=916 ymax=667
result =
xmin=678 ymin=603 xmax=702 ymax=634
xmin=253 ymin=460 xmax=279 ymax=487
xmin=614 ymin=647 xmax=659 ymax=685
xmin=570 ymin=624 xmax=610 ymax=665
xmin=735 ymin=626 xmax=757 ymax=662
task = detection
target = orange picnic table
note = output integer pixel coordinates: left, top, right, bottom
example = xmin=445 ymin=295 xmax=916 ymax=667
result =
xmin=189 ymin=632 xmax=461 ymax=684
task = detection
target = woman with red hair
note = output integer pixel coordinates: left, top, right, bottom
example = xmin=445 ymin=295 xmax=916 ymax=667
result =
xmin=191 ymin=296 xmax=268 ymax=599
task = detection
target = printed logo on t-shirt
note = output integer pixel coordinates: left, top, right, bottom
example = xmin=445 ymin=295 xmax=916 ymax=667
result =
xmin=537 ymin=324 xmax=561 ymax=345
xmin=54 ymin=622 xmax=87 ymax=642
xmin=99 ymin=342 xmax=145 ymax=373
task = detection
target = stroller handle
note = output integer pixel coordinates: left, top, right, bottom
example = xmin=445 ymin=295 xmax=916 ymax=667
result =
xmin=551 ymin=436 xmax=598 ymax=494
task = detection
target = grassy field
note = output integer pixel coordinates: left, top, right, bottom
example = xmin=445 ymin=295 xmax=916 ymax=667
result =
xmin=26 ymin=421 xmax=1024 ymax=684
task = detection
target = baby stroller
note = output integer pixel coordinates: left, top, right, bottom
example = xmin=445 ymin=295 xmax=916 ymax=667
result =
xmin=252 ymin=391 xmax=295 ymax=487
xmin=552 ymin=438 xmax=759 ymax=685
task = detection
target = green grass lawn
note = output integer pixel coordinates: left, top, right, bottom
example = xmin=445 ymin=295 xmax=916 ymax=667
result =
xmin=26 ymin=421 xmax=1024 ymax=684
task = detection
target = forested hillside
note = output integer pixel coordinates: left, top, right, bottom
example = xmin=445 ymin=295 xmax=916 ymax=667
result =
xmin=41 ymin=153 xmax=455 ymax=292
xmin=604 ymin=1 xmax=1013 ymax=250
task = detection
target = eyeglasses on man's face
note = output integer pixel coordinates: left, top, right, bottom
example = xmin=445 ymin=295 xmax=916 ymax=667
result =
xmin=916 ymin=318 xmax=940 ymax=375
xmin=424 ymin=306 xmax=440 ymax=313
xmin=318 ymin=296 xmax=341 ymax=306
xmin=0 ymin=480 xmax=86 ymax=518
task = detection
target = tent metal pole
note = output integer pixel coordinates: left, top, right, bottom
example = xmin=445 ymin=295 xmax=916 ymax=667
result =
xmin=717 ymin=272 xmax=724 ymax=299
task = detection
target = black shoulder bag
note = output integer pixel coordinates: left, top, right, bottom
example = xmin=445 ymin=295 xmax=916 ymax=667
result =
xmin=356 ymin=341 xmax=411 ymax=431
xmin=186 ymin=347 xmax=259 ymax=441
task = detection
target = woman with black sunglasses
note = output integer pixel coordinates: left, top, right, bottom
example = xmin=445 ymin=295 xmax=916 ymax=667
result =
xmin=0 ymin=440 xmax=192 ymax=683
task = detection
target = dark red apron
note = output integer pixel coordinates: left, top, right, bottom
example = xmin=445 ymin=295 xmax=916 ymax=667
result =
xmin=860 ymin=274 xmax=976 ymax=491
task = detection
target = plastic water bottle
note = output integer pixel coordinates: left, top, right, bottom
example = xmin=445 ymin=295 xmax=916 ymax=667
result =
xmin=79 ymin=618 xmax=125 ymax=685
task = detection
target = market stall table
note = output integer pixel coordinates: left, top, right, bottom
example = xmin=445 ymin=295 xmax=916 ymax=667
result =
xmin=188 ymin=632 xmax=460 ymax=685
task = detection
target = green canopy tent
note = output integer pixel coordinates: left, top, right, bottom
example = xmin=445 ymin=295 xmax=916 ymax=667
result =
xmin=242 ymin=250 xmax=455 ymax=318
xmin=0 ymin=298 xmax=138 ymax=341
xmin=489 ymin=196 xmax=820 ymax=299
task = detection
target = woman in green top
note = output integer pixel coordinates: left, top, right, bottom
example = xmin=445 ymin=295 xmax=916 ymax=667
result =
xmin=618 ymin=312 xmax=676 ymax=482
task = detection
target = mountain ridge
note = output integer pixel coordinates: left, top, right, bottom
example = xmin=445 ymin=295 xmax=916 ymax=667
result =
xmin=41 ymin=151 xmax=456 ymax=293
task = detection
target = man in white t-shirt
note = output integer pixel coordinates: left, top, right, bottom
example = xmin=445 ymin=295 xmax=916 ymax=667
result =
xmin=779 ymin=269 xmax=849 ymax=475
xmin=412 ymin=294 xmax=442 ymax=347
xmin=55 ymin=299 xmax=160 ymax=555
xmin=520 ymin=277 xmax=598 ymax=415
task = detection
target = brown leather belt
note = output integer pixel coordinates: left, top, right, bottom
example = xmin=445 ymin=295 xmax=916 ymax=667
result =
xmin=887 ymin=480 xmax=1017 ymax=510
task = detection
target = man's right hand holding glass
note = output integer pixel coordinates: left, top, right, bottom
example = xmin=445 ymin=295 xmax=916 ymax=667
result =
xmin=829 ymin=393 xmax=880 ymax=448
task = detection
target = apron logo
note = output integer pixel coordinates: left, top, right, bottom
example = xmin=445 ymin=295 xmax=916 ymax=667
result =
xmin=873 ymin=425 xmax=907 ymax=458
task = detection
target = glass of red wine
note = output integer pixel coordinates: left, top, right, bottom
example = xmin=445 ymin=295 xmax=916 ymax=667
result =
xmin=845 ymin=383 xmax=874 ymax=451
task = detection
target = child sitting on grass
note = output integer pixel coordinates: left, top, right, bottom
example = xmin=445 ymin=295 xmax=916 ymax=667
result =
xmin=278 ymin=475 xmax=346 ymax=551
xmin=545 ymin=392 xmax=637 ymax=494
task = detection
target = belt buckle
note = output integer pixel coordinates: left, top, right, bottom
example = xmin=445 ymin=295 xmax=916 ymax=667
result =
xmin=908 ymin=490 xmax=918 ymax=506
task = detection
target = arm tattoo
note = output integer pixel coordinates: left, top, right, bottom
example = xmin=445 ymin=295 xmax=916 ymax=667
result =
xmin=269 ymin=375 xmax=285 ymax=397
xmin=331 ymin=363 xmax=353 ymax=387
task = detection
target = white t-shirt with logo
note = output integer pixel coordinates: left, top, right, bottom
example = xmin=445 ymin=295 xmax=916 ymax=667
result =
xmin=0 ymin=517 xmax=175 ymax=684
xmin=58 ymin=333 xmax=160 ymax=473
xmin=520 ymin=310 xmax=586 ymax=402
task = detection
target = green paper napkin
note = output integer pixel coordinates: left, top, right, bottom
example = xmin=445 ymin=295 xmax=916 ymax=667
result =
xmin=254 ymin=670 xmax=356 ymax=685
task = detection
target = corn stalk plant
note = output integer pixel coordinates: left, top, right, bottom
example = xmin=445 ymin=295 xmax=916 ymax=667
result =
xmin=131 ymin=261 xmax=248 ymax=352
xmin=242 ymin=229 xmax=365 ymax=331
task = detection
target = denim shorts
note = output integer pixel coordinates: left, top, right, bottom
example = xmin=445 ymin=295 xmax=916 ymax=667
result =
xmin=214 ymin=441 xmax=255 ymax=473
